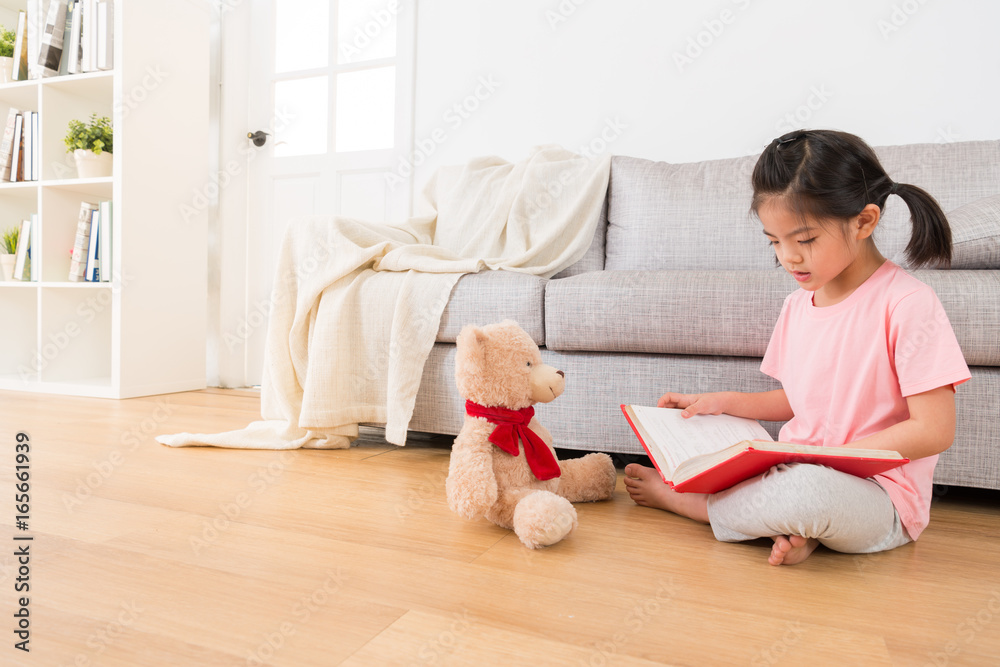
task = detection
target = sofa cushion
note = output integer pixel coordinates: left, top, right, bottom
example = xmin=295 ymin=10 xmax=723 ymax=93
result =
xmin=946 ymin=194 xmax=1000 ymax=269
xmin=545 ymin=270 xmax=791 ymax=357
xmin=605 ymin=155 xmax=772 ymax=271
xmin=605 ymin=140 xmax=1000 ymax=272
xmin=910 ymin=270 xmax=1000 ymax=366
xmin=877 ymin=141 xmax=1000 ymax=267
xmin=437 ymin=271 xmax=546 ymax=344
xmin=545 ymin=269 xmax=1000 ymax=366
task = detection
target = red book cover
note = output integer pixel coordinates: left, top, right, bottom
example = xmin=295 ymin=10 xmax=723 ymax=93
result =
xmin=621 ymin=404 xmax=909 ymax=494
xmin=669 ymin=446 xmax=910 ymax=494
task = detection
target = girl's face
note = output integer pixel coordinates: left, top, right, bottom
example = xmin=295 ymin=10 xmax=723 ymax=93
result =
xmin=758 ymin=198 xmax=882 ymax=305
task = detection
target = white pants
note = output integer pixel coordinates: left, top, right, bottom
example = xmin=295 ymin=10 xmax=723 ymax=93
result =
xmin=706 ymin=463 xmax=912 ymax=553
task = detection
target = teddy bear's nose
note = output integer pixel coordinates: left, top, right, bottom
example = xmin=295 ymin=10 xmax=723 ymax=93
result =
xmin=557 ymin=370 xmax=565 ymax=377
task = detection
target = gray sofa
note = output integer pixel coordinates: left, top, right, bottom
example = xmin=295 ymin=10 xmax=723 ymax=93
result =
xmin=407 ymin=140 xmax=1000 ymax=491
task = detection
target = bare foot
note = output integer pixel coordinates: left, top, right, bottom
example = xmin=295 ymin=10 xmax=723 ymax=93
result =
xmin=769 ymin=535 xmax=820 ymax=566
xmin=624 ymin=464 xmax=709 ymax=524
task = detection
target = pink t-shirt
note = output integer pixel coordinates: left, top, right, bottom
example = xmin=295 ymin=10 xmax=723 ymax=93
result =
xmin=761 ymin=260 xmax=970 ymax=540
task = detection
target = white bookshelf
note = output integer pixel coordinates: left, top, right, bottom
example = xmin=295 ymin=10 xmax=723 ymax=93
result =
xmin=0 ymin=1 xmax=210 ymax=398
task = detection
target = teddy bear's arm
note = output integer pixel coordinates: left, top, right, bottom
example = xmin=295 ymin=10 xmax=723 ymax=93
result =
xmin=446 ymin=434 xmax=498 ymax=520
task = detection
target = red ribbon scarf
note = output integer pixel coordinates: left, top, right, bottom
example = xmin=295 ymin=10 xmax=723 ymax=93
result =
xmin=465 ymin=400 xmax=561 ymax=480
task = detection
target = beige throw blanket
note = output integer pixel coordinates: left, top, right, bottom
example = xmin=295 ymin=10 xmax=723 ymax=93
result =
xmin=157 ymin=146 xmax=611 ymax=449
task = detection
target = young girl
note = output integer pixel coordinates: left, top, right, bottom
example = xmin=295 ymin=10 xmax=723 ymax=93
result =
xmin=624 ymin=129 xmax=971 ymax=566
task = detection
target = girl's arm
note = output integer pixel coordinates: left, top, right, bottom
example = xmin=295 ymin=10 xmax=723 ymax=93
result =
xmin=658 ymin=389 xmax=794 ymax=423
xmin=847 ymin=385 xmax=956 ymax=460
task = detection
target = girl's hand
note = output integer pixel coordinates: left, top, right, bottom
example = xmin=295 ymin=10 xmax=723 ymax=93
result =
xmin=657 ymin=392 xmax=730 ymax=418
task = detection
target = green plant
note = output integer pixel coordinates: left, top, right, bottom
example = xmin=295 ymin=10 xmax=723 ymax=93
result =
xmin=64 ymin=113 xmax=113 ymax=155
xmin=0 ymin=26 xmax=15 ymax=59
xmin=2 ymin=225 xmax=18 ymax=254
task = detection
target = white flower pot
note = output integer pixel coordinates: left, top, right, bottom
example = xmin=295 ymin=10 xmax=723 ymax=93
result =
xmin=0 ymin=57 xmax=13 ymax=83
xmin=0 ymin=254 xmax=15 ymax=281
xmin=74 ymin=149 xmax=113 ymax=179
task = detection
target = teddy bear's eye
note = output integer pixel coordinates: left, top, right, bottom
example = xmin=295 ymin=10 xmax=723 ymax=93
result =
xmin=526 ymin=361 xmax=532 ymax=367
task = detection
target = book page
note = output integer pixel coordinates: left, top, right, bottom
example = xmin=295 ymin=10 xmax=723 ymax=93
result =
xmin=628 ymin=406 xmax=773 ymax=470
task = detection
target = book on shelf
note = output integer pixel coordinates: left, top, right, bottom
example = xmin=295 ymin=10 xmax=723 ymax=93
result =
xmin=58 ymin=0 xmax=75 ymax=76
xmin=12 ymin=218 xmax=32 ymax=281
xmin=97 ymin=0 xmax=113 ymax=70
xmin=29 ymin=213 xmax=38 ymax=281
xmin=9 ymin=112 xmax=39 ymax=183
xmin=10 ymin=114 xmax=23 ymax=182
xmin=80 ymin=0 xmax=92 ymax=73
xmin=30 ymin=112 xmax=39 ymax=181
xmin=81 ymin=0 xmax=112 ymax=73
xmin=12 ymin=11 xmax=28 ymax=81
xmin=32 ymin=112 xmax=39 ymax=181
xmin=68 ymin=200 xmax=98 ymax=282
xmin=0 ymin=108 xmax=20 ymax=182
xmin=98 ymin=200 xmax=111 ymax=281
xmin=26 ymin=0 xmax=42 ymax=80
xmin=620 ymin=404 xmax=909 ymax=494
xmin=66 ymin=1 xmax=82 ymax=75
xmin=5 ymin=0 xmax=111 ymax=80
xmin=39 ymin=0 xmax=69 ymax=77
xmin=22 ymin=113 xmax=32 ymax=183
xmin=85 ymin=206 xmax=100 ymax=281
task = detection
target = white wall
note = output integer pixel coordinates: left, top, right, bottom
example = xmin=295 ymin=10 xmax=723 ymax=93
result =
xmin=207 ymin=0 xmax=999 ymax=387
xmin=411 ymin=0 xmax=1000 ymax=196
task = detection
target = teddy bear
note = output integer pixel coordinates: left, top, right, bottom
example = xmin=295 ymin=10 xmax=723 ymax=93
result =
xmin=445 ymin=319 xmax=618 ymax=548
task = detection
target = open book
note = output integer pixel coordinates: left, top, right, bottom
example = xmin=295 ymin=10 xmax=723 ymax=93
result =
xmin=620 ymin=405 xmax=909 ymax=494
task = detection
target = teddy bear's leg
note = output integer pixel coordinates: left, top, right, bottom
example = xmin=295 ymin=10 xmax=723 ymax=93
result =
xmin=556 ymin=452 xmax=618 ymax=503
xmin=487 ymin=487 xmax=538 ymax=530
xmin=486 ymin=487 xmax=578 ymax=549
xmin=512 ymin=490 xmax=578 ymax=549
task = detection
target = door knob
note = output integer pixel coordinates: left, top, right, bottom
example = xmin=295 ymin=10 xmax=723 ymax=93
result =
xmin=247 ymin=130 xmax=269 ymax=147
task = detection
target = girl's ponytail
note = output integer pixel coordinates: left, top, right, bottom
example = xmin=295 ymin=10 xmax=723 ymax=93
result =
xmin=890 ymin=182 xmax=952 ymax=268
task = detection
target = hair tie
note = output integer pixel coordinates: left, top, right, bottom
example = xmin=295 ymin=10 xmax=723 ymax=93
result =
xmin=774 ymin=131 xmax=807 ymax=148
xmin=889 ymin=182 xmax=900 ymax=195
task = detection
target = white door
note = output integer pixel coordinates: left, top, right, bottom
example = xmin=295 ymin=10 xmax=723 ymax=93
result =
xmin=216 ymin=0 xmax=416 ymax=387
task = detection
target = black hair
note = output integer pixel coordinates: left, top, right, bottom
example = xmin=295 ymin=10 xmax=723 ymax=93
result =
xmin=750 ymin=129 xmax=952 ymax=268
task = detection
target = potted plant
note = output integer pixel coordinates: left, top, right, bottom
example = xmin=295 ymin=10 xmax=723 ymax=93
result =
xmin=0 ymin=25 xmax=15 ymax=83
xmin=64 ymin=113 xmax=113 ymax=178
xmin=1 ymin=225 xmax=18 ymax=281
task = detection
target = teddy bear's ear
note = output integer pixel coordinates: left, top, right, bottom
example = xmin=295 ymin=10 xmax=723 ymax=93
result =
xmin=457 ymin=324 xmax=486 ymax=346
xmin=455 ymin=325 xmax=489 ymax=396
xmin=456 ymin=325 xmax=488 ymax=363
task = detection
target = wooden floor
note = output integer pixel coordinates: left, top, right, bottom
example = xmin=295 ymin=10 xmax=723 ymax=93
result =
xmin=2 ymin=388 xmax=999 ymax=666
